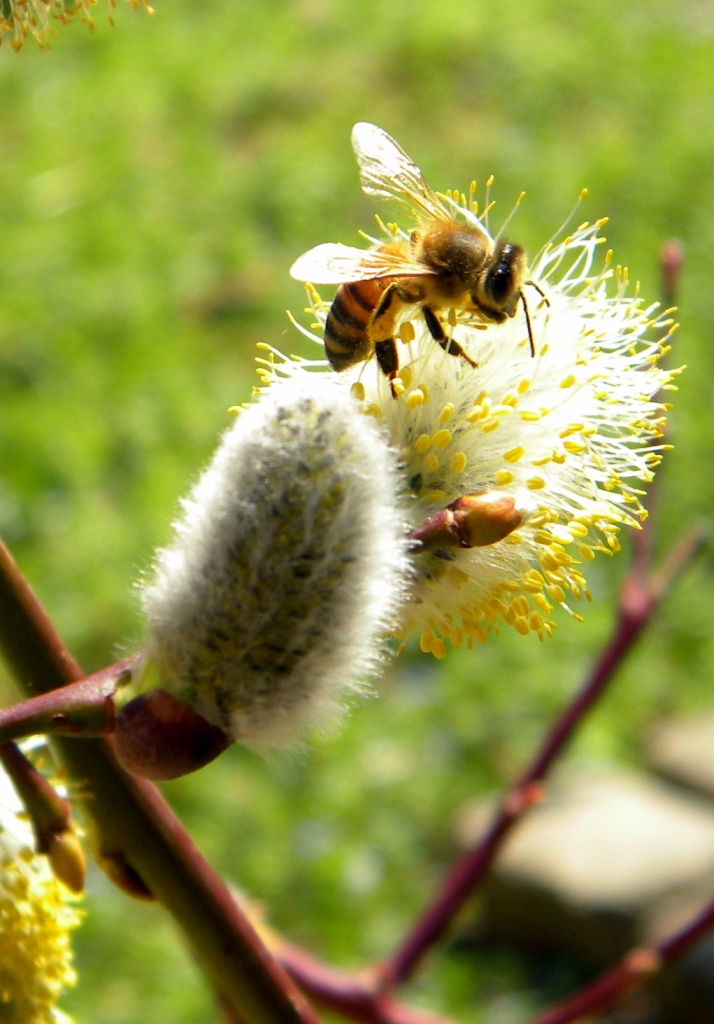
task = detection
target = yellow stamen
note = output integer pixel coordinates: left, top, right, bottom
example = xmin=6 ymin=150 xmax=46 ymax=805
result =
xmin=503 ymin=446 xmax=525 ymax=464
xmin=407 ymin=389 xmax=426 ymax=409
xmin=432 ymin=429 xmax=452 ymax=449
xmin=399 ymin=322 xmax=415 ymax=344
xmin=480 ymin=418 xmax=500 ymax=433
xmin=439 ymin=403 xmax=455 ymax=423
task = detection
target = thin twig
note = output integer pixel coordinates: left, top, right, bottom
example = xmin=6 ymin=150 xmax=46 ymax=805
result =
xmin=0 ymin=666 xmax=123 ymax=743
xmin=376 ymin=522 xmax=706 ymax=989
xmin=278 ymin=940 xmax=455 ymax=1024
xmin=530 ymin=896 xmax=714 ymax=1024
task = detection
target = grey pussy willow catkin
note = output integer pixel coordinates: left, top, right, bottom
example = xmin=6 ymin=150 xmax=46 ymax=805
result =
xmin=137 ymin=373 xmax=409 ymax=748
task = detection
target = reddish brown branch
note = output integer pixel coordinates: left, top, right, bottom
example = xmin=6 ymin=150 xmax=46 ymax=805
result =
xmin=0 ymin=665 xmax=123 ymax=742
xmin=278 ymin=940 xmax=453 ymax=1024
xmin=0 ymin=539 xmax=84 ymax=697
xmin=377 ymin=522 xmax=706 ymax=989
xmin=531 ymin=897 xmax=714 ymax=1024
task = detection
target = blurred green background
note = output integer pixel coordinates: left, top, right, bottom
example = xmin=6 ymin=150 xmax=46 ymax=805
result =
xmin=1 ymin=1 xmax=714 ymax=1021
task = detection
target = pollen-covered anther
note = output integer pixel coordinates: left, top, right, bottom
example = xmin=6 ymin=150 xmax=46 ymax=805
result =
xmin=399 ymin=322 xmax=416 ymax=345
xmin=432 ymin=429 xmax=453 ymax=449
xmin=408 ymin=492 xmax=524 ymax=551
xmin=407 ymin=388 xmax=427 ymax=409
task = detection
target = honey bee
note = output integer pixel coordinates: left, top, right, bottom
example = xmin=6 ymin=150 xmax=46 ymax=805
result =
xmin=290 ymin=123 xmax=547 ymax=397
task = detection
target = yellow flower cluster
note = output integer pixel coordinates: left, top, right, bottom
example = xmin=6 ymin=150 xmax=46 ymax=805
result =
xmin=0 ymin=0 xmax=152 ymax=52
xmin=0 ymin=768 xmax=80 ymax=1023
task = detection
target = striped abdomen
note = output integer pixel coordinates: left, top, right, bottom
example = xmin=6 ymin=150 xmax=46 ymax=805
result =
xmin=324 ymin=278 xmax=391 ymax=371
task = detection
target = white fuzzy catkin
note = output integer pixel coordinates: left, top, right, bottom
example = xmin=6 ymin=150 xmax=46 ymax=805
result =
xmin=139 ymin=374 xmax=408 ymax=747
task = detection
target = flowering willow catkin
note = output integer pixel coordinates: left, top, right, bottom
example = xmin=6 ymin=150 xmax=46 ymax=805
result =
xmin=0 ymin=762 xmax=80 ymax=1024
xmin=131 ymin=373 xmax=408 ymax=756
xmin=282 ymin=124 xmax=679 ymax=658
xmin=0 ymin=0 xmax=152 ymax=51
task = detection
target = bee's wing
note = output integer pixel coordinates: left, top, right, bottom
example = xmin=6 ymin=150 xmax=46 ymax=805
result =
xmin=290 ymin=243 xmax=432 ymax=285
xmin=351 ymin=122 xmax=452 ymax=223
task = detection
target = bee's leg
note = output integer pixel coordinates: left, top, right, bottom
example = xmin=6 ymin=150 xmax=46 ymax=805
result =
xmin=370 ymin=283 xmax=407 ymax=399
xmin=423 ymin=306 xmax=478 ymax=369
xmin=372 ymin=280 xmax=425 ymax=333
xmin=372 ymin=281 xmax=404 ymax=326
xmin=374 ymin=339 xmax=400 ymax=398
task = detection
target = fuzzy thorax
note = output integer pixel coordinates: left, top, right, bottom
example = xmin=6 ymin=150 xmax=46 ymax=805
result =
xmin=137 ymin=374 xmax=408 ymax=747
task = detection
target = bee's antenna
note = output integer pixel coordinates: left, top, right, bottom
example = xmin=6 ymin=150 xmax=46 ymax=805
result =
xmin=526 ymin=280 xmax=549 ymax=305
xmin=494 ymin=191 xmax=526 ymax=243
xmin=521 ymin=281 xmax=550 ymax=357
xmin=520 ymin=290 xmax=536 ymax=358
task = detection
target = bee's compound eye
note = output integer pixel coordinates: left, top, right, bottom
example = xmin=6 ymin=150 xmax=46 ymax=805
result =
xmin=485 ymin=261 xmax=515 ymax=306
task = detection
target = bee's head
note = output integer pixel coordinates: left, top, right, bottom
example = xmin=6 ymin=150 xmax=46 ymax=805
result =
xmin=476 ymin=240 xmax=527 ymax=315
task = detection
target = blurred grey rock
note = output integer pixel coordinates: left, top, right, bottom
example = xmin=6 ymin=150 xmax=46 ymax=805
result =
xmin=648 ymin=713 xmax=714 ymax=801
xmin=477 ymin=771 xmax=714 ymax=1021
